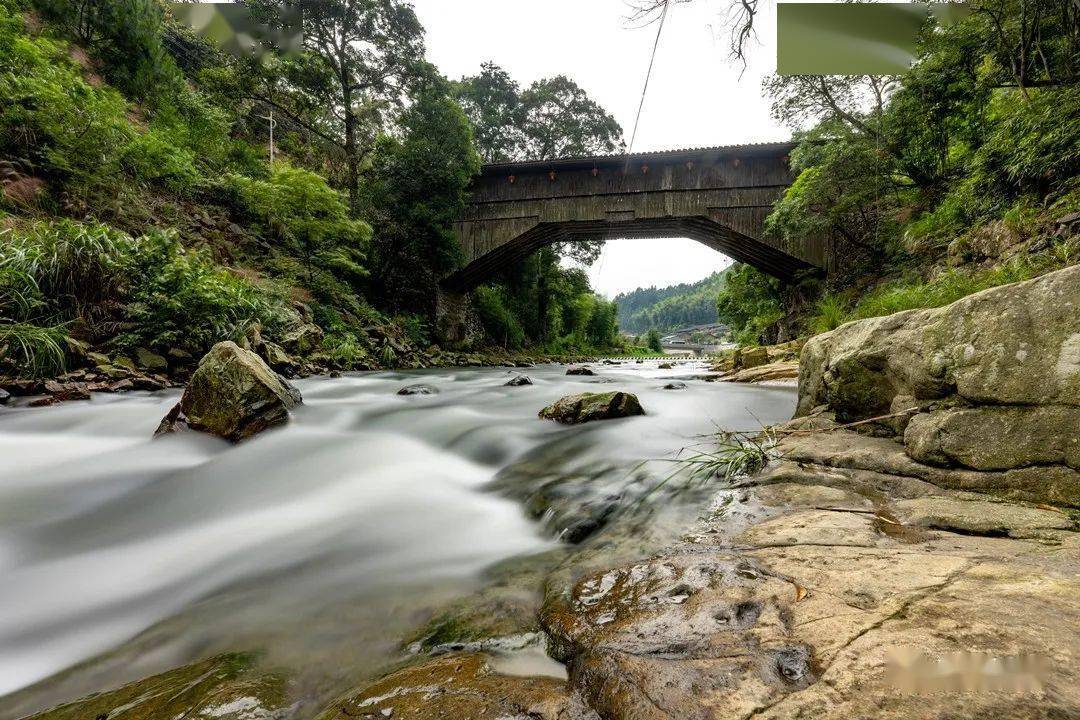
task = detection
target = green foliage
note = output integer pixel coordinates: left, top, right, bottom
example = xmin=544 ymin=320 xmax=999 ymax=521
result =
xmin=0 ymin=220 xmax=138 ymax=324
xmin=765 ymin=122 xmax=905 ymax=257
xmin=474 ymin=285 xmax=525 ymax=349
xmin=0 ymin=8 xmax=134 ymax=198
xmin=614 ymin=271 xmax=728 ymax=333
xmin=454 ymin=63 xmax=624 ymax=163
xmin=645 ymin=328 xmax=663 ymax=353
xmin=811 ymin=254 xmax=1069 ymax=331
xmin=32 ymin=0 xmax=183 ymax=101
xmin=715 ymin=264 xmax=785 ymax=346
xmin=121 ymin=230 xmax=295 ymax=355
xmin=810 ymin=293 xmax=849 ymax=334
xmin=225 ymin=164 xmax=371 ymax=303
xmin=365 ymin=82 xmax=481 ymax=314
xmin=0 ymin=321 xmax=66 ymax=377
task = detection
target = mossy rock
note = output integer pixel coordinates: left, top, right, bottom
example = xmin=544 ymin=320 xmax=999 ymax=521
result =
xmin=539 ymin=391 xmax=645 ymax=424
xmin=156 ymin=341 xmax=302 ymax=442
xmin=24 ymin=653 xmax=288 ymax=720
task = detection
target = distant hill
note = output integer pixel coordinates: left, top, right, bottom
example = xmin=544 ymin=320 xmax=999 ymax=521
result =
xmin=614 ymin=270 xmax=730 ymax=334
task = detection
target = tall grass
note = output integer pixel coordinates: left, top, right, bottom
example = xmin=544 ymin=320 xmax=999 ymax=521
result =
xmin=810 ymin=253 xmax=1072 ymax=332
xmin=0 ymin=321 xmax=66 ymax=377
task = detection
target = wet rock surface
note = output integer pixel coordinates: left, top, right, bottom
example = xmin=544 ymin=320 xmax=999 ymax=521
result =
xmin=539 ymin=391 xmax=645 ymax=424
xmin=505 ymin=374 xmax=534 ymax=386
xmin=24 ymin=654 xmax=288 ymax=720
xmin=566 ymin=365 xmax=595 ymax=376
xmin=397 ymin=383 xmax=438 ymax=395
xmin=315 ymin=653 xmax=597 ymax=720
xmin=155 ymin=341 xmax=302 ymax=442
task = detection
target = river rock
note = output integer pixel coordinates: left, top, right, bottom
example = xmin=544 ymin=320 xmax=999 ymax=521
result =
xmin=566 ymin=366 xmax=594 ymax=376
xmin=798 ymin=264 xmax=1080 ymax=420
xmin=663 ymin=381 xmax=687 ymax=390
xmin=280 ymin=323 xmax=324 ymax=355
xmin=397 ymin=384 xmax=438 ymax=396
xmin=19 ymin=653 xmax=288 ymax=720
xmin=86 ymin=351 xmax=110 ymax=366
xmin=657 ymin=362 xmax=674 ymax=369
xmin=539 ymin=391 xmax=645 ymax=424
xmin=315 ymin=653 xmax=585 ymax=720
xmin=259 ymin=340 xmax=297 ymax=372
xmin=721 ymin=360 xmax=799 ymax=384
xmin=134 ymin=347 xmax=168 ymax=372
xmin=0 ymin=387 xmax=9 ymax=404
xmin=905 ymin=405 xmax=1080 ymax=471
xmin=506 ymin=374 xmax=533 ymax=386
xmin=43 ymin=380 xmax=90 ymax=402
xmin=155 ymin=341 xmax=302 ymax=442
xmin=737 ymin=345 xmax=769 ymax=369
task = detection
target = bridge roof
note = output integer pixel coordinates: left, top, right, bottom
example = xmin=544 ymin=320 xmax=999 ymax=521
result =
xmin=481 ymin=141 xmax=796 ymax=175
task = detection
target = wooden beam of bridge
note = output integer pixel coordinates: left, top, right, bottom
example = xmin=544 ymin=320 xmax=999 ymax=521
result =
xmin=444 ymin=142 xmax=831 ymax=292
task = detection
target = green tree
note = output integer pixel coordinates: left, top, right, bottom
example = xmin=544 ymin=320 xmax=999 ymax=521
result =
xmin=452 ymin=61 xmax=524 ymax=163
xmin=645 ymin=328 xmax=663 ymax=353
xmin=364 ymin=81 xmax=480 ymax=315
xmin=715 ymin=264 xmax=785 ymax=345
xmin=250 ymin=0 xmax=426 ymax=213
xmin=33 ymin=0 xmax=182 ymax=100
xmin=454 ymin=64 xmax=624 ymax=163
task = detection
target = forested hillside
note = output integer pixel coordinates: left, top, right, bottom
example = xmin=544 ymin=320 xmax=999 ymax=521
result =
xmin=614 ymin=270 xmax=728 ymax=333
xmin=713 ymin=0 xmax=1079 ymax=345
xmin=0 ymin=0 xmax=629 ymax=383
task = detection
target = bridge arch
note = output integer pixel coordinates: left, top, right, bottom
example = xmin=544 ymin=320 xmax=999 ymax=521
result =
xmin=437 ymin=143 xmax=831 ymax=342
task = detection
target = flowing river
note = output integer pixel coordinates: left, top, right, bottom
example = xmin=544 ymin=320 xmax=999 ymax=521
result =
xmin=0 ymin=360 xmax=795 ymax=718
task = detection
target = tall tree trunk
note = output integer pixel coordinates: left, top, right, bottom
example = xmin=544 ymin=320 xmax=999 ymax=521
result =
xmin=342 ymin=85 xmax=360 ymax=217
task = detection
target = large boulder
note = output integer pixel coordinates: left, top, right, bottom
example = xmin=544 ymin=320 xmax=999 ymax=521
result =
xmin=798 ymin=265 xmax=1080 ymax=420
xmin=156 ymin=341 xmax=302 ymax=442
xmin=539 ymin=391 xmax=645 ymax=424
xmin=904 ymin=406 xmax=1080 ymax=471
xmin=794 ymin=266 xmax=1080 ymax=504
xmin=565 ymin=365 xmax=594 ymax=376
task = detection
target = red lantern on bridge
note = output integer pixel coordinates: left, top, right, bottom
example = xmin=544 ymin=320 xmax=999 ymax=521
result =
xmin=641 ymin=164 xmax=649 ymax=175
xmin=591 ymin=167 xmax=600 ymax=177
xmin=548 ymin=170 xmax=557 ymax=182
xmin=508 ymin=174 xmax=516 ymax=184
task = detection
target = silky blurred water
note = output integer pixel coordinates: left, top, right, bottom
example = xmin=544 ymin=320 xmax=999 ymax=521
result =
xmin=0 ymin=360 xmax=795 ymax=717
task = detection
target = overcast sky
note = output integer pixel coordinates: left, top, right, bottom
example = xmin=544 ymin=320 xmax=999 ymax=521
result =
xmin=411 ymin=0 xmax=788 ymax=297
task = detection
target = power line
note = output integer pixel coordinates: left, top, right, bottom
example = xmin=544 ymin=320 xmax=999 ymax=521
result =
xmin=626 ymin=0 xmax=670 ymax=165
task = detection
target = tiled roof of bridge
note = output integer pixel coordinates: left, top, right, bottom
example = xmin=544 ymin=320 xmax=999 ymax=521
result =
xmin=481 ymin=141 xmax=796 ymax=174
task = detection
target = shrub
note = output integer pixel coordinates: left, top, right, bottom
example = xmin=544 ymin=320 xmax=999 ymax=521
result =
xmin=224 ymin=165 xmax=371 ymax=294
xmin=0 ymin=321 xmax=66 ymax=377
xmin=32 ymin=0 xmax=183 ymax=101
xmin=0 ymin=220 xmax=137 ymax=323
xmin=120 ymin=128 xmax=201 ymax=194
xmin=0 ymin=8 xmax=134 ymax=197
xmin=474 ymin=285 xmax=524 ymax=349
xmin=122 ymin=230 xmax=296 ymax=355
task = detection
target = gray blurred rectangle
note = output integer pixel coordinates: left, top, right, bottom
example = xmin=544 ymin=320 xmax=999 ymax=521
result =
xmin=170 ymin=2 xmax=302 ymax=59
xmin=777 ymin=3 xmax=969 ymax=75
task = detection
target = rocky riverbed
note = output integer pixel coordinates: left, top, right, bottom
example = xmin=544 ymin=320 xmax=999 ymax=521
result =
xmin=3 ymin=266 xmax=1078 ymax=720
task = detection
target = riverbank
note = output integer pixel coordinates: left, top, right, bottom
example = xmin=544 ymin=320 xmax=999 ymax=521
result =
xmin=314 ymin=265 xmax=1080 ymax=719
xmin=0 ymin=358 xmax=796 ymax=719
xmin=5 ymin=266 xmax=1078 ymax=720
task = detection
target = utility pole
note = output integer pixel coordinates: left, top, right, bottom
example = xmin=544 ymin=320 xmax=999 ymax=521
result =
xmin=259 ymin=108 xmax=277 ymax=168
